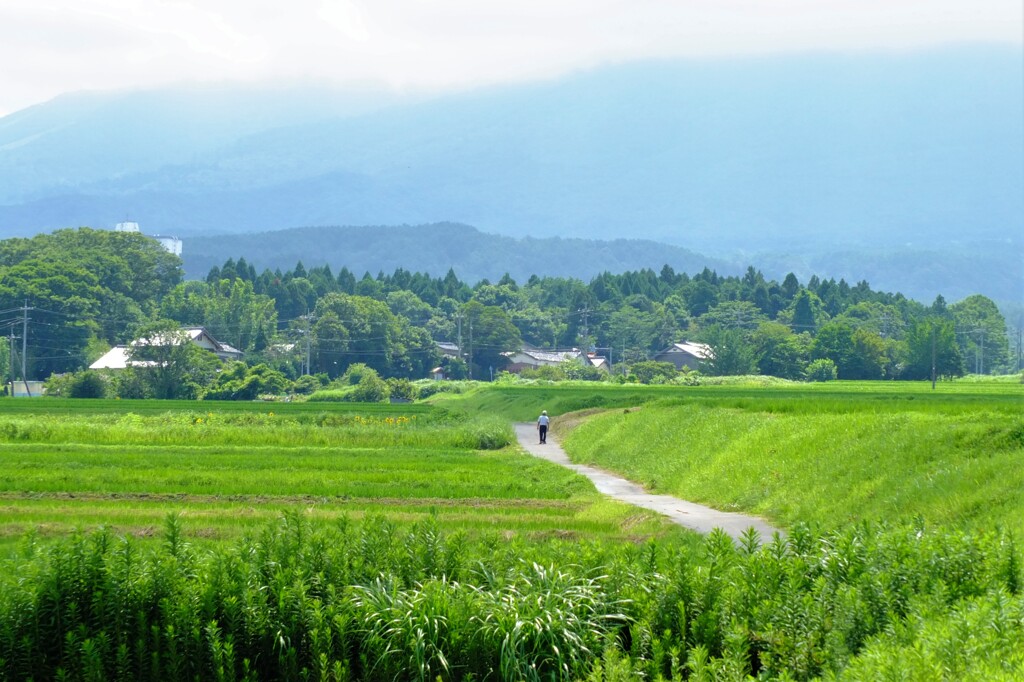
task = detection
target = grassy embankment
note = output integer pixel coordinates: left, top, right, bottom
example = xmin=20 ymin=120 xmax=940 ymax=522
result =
xmin=0 ymin=399 xmax=683 ymax=548
xmin=547 ymin=382 xmax=1023 ymax=537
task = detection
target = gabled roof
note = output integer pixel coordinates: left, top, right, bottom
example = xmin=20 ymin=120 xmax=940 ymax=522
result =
xmin=89 ymin=327 xmax=242 ymax=369
xmin=437 ymin=341 xmax=460 ymax=356
xmin=89 ymin=345 xmax=156 ymax=370
xmin=660 ymin=341 xmax=713 ymax=359
xmin=511 ymin=349 xmax=584 ymax=363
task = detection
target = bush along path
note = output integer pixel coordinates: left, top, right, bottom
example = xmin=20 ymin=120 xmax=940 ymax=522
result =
xmin=515 ymin=422 xmax=782 ymax=540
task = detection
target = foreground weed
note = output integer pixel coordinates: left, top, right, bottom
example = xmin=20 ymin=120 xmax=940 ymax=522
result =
xmin=0 ymin=517 xmax=1020 ymax=680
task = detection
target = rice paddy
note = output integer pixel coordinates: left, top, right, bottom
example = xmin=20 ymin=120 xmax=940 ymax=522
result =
xmin=0 ymin=380 xmax=1020 ymax=680
xmin=0 ymin=399 xmax=680 ymax=547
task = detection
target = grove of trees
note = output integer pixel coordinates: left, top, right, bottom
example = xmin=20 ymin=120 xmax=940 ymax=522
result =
xmin=1 ymin=229 xmax=1019 ymax=398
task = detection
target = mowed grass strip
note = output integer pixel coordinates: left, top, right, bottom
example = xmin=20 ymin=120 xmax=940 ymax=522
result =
xmin=562 ymin=400 xmax=1024 ymax=535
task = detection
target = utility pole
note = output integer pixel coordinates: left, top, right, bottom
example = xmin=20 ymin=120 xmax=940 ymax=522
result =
xmin=1011 ymin=323 xmax=1019 ymax=372
xmin=304 ymin=315 xmax=311 ymax=376
xmin=467 ymin=317 xmax=473 ymax=380
xmin=20 ymin=302 xmax=30 ymax=396
xmin=455 ymin=312 xmax=463 ymax=359
xmin=976 ymin=328 xmax=985 ymax=375
xmin=299 ymin=310 xmax=315 ymax=376
xmin=578 ymin=306 xmax=590 ymax=350
xmin=7 ymin=333 xmax=13 ymax=396
xmin=930 ymin=324 xmax=937 ymax=390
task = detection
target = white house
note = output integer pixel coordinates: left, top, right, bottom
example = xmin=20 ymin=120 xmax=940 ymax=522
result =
xmin=503 ymin=348 xmax=586 ymax=373
xmin=652 ymin=341 xmax=713 ymax=370
xmin=90 ymin=327 xmax=242 ymax=370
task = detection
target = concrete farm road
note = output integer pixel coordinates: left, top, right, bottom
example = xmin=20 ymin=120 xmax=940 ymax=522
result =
xmin=514 ymin=423 xmax=782 ymax=541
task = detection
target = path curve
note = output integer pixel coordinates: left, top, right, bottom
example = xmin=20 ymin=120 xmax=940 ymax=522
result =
xmin=515 ymin=423 xmax=782 ymax=541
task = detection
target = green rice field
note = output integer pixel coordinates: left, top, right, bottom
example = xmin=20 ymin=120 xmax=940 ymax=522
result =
xmin=0 ymin=399 xmax=680 ymax=547
xmin=0 ymin=382 xmax=1020 ymax=680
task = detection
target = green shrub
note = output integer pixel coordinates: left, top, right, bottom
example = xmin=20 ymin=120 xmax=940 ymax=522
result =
xmin=465 ymin=415 xmax=514 ymax=449
xmin=204 ymin=362 xmax=289 ymax=400
xmin=290 ymin=374 xmax=323 ymax=395
xmin=629 ymin=361 xmax=679 ymax=384
xmin=805 ymin=358 xmax=839 ymax=382
xmin=416 ymin=381 xmax=470 ymax=399
xmin=349 ymin=371 xmax=390 ymax=403
xmin=386 ymin=377 xmax=419 ymax=401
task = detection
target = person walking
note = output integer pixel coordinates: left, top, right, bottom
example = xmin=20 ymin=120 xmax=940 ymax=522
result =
xmin=537 ymin=410 xmax=550 ymax=444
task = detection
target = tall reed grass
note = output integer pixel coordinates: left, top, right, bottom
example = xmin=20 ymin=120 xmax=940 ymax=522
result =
xmin=0 ymin=516 xmax=1018 ymax=680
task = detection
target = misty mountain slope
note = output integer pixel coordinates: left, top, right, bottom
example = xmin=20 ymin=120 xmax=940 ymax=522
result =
xmin=180 ymin=223 xmax=737 ymax=284
xmin=0 ymin=86 xmax=403 ymax=204
xmin=0 ymin=46 xmax=1020 ymax=258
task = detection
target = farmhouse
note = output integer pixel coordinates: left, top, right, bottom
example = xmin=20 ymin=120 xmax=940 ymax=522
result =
xmin=436 ymin=341 xmax=460 ymax=358
xmin=653 ymin=341 xmax=713 ymax=370
xmin=503 ymin=348 xmax=586 ymax=373
xmin=90 ymin=327 xmax=242 ymax=370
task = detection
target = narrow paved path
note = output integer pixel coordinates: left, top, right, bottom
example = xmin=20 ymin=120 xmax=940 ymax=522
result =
xmin=515 ymin=423 xmax=782 ymax=541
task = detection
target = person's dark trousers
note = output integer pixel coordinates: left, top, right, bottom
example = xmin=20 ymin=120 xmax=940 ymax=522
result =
xmin=539 ymin=425 xmax=548 ymax=443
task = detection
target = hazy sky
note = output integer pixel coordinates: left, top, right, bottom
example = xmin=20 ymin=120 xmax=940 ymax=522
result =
xmin=1 ymin=0 xmax=1021 ymax=117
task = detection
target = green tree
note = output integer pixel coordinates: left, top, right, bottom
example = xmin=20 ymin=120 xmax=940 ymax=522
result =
xmin=904 ymin=318 xmax=965 ymax=380
xmin=812 ymin=321 xmax=888 ymax=380
xmin=950 ymin=294 xmax=1011 ymax=374
xmin=751 ymin=322 xmax=811 ymax=380
xmin=629 ymin=360 xmax=679 ymax=384
xmin=698 ymin=301 xmax=767 ymax=331
xmin=699 ymin=325 xmax=758 ymax=376
xmin=0 ymin=258 xmax=101 ymax=377
xmin=805 ymin=358 xmax=838 ymax=382
xmin=312 ymin=293 xmax=438 ymax=379
xmin=127 ymin=321 xmax=221 ymax=399
xmin=160 ymin=279 xmax=277 ymax=353
xmin=789 ymin=290 xmax=821 ymax=333
xmin=604 ymin=306 xmax=661 ymax=355
xmin=310 ymin=311 xmax=350 ymax=378
xmin=461 ymin=301 xmax=521 ymax=379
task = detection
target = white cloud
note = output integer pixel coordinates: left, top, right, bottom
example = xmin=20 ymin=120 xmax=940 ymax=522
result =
xmin=0 ymin=0 xmax=1020 ymax=115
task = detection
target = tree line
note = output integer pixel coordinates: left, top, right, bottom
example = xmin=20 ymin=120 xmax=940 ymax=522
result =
xmin=0 ymin=229 xmax=1017 ymax=399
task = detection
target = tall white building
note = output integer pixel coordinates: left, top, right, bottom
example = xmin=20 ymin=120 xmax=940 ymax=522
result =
xmin=152 ymin=235 xmax=183 ymax=256
xmin=111 ymin=221 xmax=182 ymax=255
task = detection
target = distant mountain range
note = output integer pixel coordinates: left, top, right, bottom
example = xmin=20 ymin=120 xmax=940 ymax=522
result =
xmin=181 ymin=223 xmax=736 ymax=284
xmin=0 ymin=45 xmax=1020 ymax=303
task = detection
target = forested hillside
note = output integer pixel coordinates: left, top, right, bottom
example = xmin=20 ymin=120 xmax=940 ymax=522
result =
xmin=181 ymin=224 xmax=1023 ymax=305
xmin=180 ymin=223 xmax=735 ymax=283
